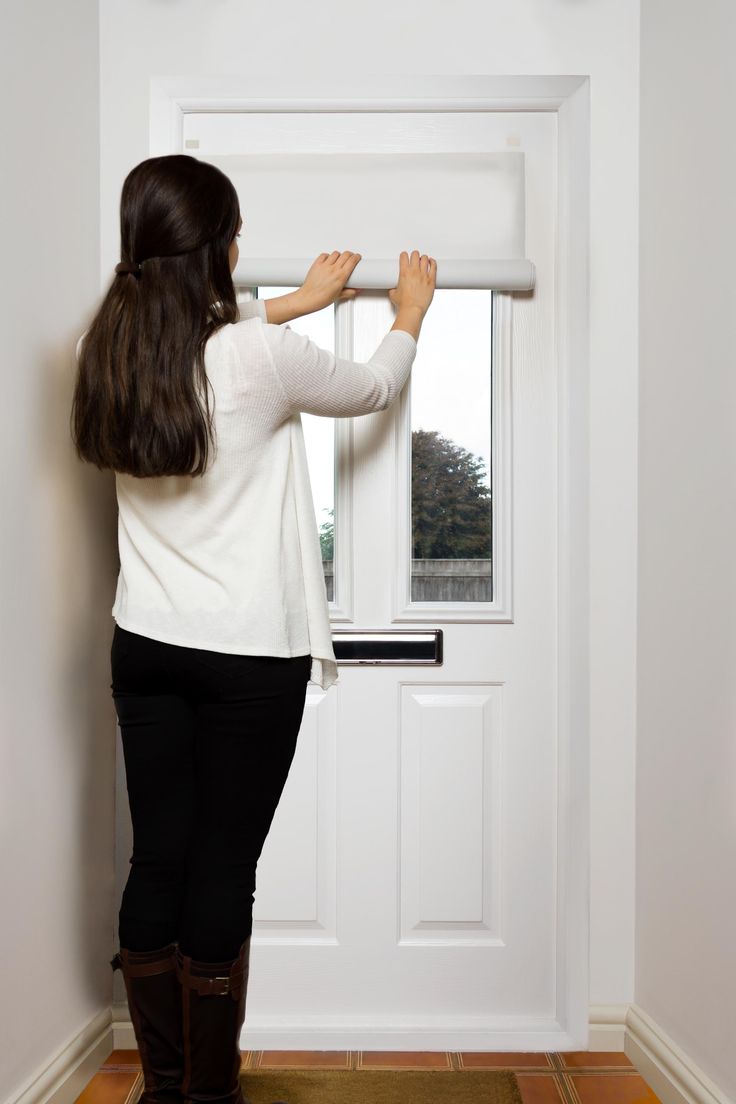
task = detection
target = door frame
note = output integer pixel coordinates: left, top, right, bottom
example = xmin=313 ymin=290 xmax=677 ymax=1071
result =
xmin=149 ymin=74 xmax=591 ymax=1048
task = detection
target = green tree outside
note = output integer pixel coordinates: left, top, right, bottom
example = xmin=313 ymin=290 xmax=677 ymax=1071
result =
xmin=411 ymin=428 xmax=491 ymax=558
xmin=316 ymin=430 xmax=491 ymax=562
xmin=319 ymin=507 xmax=334 ymax=562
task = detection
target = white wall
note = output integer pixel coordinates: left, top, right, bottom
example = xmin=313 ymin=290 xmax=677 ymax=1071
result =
xmin=637 ymin=2 xmax=736 ymax=1096
xmin=0 ymin=4 xmax=118 ymax=1102
xmin=99 ymin=0 xmax=641 ymax=1015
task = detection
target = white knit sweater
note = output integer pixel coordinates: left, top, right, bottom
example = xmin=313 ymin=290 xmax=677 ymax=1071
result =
xmin=87 ymin=298 xmax=417 ymax=690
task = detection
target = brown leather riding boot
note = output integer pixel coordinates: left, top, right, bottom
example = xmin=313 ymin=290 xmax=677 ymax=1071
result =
xmin=111 ymin=943 xmax=183 ymax=1104
xmin=175 ymin=937 xmax=252 ymax=1104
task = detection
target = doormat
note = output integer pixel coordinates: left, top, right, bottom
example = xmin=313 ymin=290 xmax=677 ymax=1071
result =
xmin=240 ymin=1067 xmax=523 ymax=1104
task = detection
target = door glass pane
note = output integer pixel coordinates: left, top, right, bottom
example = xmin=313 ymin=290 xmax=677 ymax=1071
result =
xmin=256 ymin=288 xmax=336 ymax=601
xmin=409 ymin=290 xmax=493 ymax=602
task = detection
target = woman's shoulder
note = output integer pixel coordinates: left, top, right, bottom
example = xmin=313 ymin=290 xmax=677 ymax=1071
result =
xmin=209 ymin=313 xmax=265 ymax=357
xmin=222 ymin=311 xmax=292 ymax=361
xmin=235 ymin=298 xmax=268 ymax=325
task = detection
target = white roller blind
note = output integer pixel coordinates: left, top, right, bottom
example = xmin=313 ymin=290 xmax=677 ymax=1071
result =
xmin=202 ymin=151 xmax=535 ymax=291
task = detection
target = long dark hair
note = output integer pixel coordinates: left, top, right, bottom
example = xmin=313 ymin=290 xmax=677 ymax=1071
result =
xmin=71 ymin=154 xmax=241 ymax=477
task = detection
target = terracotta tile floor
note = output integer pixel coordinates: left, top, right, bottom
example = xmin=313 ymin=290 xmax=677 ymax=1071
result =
xmin=79 ymin=1049 xmax=663 ymax=1103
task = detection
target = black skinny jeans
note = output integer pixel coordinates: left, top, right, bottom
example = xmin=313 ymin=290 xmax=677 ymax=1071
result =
xmin=110 ymin=624 xmax=311 ymax=962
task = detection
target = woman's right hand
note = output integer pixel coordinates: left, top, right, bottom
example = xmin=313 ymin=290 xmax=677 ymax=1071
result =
xmin=389 ymin=251 xmax=437 ymax=315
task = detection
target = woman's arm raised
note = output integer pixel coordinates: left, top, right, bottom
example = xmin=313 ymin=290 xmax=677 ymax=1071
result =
xmin=260 ymin=321 xmax=418 ymax=419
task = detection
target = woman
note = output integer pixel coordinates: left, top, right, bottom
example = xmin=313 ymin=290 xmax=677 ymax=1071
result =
xmin=70 ymin=153 xmax=436 ymax=1104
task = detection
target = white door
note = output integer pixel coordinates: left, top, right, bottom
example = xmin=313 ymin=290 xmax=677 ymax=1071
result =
xmin=182 ymin=108 xmax=559 ymax=1049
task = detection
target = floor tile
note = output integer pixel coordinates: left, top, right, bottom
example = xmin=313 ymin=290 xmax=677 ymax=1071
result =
xmin=100 ymin=1052 xmax=141 ymax=1070
xmin=256 ymin=1050 xmax=352 ymax=1069
xmin=85 ymin=1046 xmax=664 ymax=1104
xmin=560 ymin=1051 xmax=635 ymax=1069
xmin=571 ymin=1072 xmax=662 ymax=1102
xmin=357 ymin=1050 xmax=453 ymax=1069
xmin=516 ymin=1074 xmax=567 ymax=1102
xmin=75 ymin=1071 xmax=141 ymax=1104
xmin=460 ymin=1051 xmax=556 ymax=1069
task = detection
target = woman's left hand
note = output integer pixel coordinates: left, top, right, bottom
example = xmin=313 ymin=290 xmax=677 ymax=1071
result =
xmin=299 ymin=251 xmax=363 ymax=312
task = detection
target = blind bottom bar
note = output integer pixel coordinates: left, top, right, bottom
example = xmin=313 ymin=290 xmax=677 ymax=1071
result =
xmin=233 ymin=258 xmax=535 ymax=292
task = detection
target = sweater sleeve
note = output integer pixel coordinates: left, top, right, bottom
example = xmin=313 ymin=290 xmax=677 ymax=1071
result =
xmin=259 ymin=321 xmax=418 ymax=418
xmin=236 ymin=297 xmax=268 ymax=322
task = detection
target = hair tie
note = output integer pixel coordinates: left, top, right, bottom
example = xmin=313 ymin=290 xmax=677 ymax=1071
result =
xmin=115 ymin=260 xmax=142 ymax=278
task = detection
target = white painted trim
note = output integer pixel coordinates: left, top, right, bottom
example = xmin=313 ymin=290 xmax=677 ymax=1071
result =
xmin=7 ymin=1008 xmax=112 ymax=1104
xmin=589 ymin=1003 xmax=732 ymax=1101
xmin=625 ymin=1004 xmax=733 ymax=1104
xmin=554 ymin=76 xmax=591 ymax=1052
xmin=150 ymin=76 xmax=590 ymax=148
xmin=588 ymin=1003 xmax=629 ymax=1052
xmin=151 ymin=74 xmax=591 ymax=1050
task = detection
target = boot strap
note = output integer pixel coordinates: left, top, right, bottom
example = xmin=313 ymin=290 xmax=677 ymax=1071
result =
xmin=175 ymin=949 xmax=247 ymax=998
xmin=179 ymin=972 xmax=241 ymax=996
xmin=110 ymin=948 xmax=177 ymax=977
xmin=175 ymin=958 xmax=246 ymax=996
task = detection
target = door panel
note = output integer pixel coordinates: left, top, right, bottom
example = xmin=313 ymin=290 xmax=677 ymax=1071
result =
xmin=188 ymin=107 xmax=560 ymax=1046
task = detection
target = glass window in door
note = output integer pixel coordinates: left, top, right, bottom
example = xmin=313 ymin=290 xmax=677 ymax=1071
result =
xmin=409 ymin=289 xmax=494 ymax=602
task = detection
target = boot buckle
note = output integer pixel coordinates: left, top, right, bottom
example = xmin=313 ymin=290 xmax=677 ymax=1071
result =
xmin=201 ymin=975 xmax=231 ymax=995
